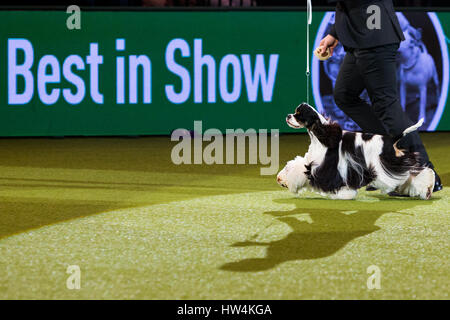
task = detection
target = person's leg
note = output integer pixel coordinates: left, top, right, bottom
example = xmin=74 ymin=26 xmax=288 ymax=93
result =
xmin=353 ymin=44 xmax=432 ymax=167
xmin=333 ymin=51 xmax=388 ymax=135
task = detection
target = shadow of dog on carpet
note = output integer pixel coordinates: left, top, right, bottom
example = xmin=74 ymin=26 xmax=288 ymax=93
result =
xmin=220 ymin=197 xmax=434 ymax=272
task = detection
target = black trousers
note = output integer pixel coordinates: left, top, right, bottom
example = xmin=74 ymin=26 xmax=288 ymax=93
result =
xmin=333 ymin=43 xmax=432 ymax=167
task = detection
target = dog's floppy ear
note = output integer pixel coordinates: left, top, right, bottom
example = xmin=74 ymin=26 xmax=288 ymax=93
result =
xmin=311 ymin=122 xmax=342 ymax=148
xmin=304 ymin=117 xmax=320 ymax=128
xmin=408 ymin=26 xmax=422 ymax=42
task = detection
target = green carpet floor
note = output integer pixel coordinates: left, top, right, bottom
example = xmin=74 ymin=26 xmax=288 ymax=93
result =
xmin=0 ymin=133 xmax=448 ymax=299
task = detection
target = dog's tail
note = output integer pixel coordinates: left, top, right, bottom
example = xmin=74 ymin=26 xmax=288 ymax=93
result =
xmin=393 ymin=118 xmax=424 ymax=157
xmin=402 ymin=118 xmax=424 ymax=136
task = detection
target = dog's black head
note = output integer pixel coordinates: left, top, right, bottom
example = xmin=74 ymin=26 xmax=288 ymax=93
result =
xmin=286 ymin=102 xmax=342 ymax=148
xmin=286 ymin=103 xmax=324 ymax=129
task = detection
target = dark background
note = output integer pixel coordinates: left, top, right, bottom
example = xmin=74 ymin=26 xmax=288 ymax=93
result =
xmin=0 ymin=0 xmax=449 ymax=9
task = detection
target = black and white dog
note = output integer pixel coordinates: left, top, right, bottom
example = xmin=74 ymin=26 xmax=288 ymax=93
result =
xmin=277 ymin=103 xmax=435 ymax=200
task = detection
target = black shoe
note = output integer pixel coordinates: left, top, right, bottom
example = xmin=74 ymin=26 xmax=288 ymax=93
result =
xmin=433 ymin=170 xmax=443 ymax=192
xmin=366 ymin=186 xmax=378 ymax=191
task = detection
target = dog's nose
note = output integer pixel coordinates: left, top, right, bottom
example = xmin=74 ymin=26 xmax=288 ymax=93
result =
xmin=287 ymin=114 xmax=292 ymax=119
xmin=277 ymin=176 xmax=281 ymax=183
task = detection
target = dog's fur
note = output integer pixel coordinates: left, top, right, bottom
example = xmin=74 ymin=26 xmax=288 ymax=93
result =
xmin=277 ymin=103 xmax=435 ymax=200
xmin=277 ymin=155 xmax=358 ymax=200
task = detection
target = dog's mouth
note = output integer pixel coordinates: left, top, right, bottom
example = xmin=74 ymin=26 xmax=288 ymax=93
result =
xmin=286 ymin=114 xmax=303 ymax=129
xmin=277 ymin=176 xmax=288 ymax=188
xmin=278 ymin=182 xmax=287 ymax=188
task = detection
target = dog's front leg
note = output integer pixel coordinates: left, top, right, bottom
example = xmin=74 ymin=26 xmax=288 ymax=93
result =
xmin=419 ymin=85 xmax=427 ymax=122
xmin=399 ymin=69 xmax=406 ymax=110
